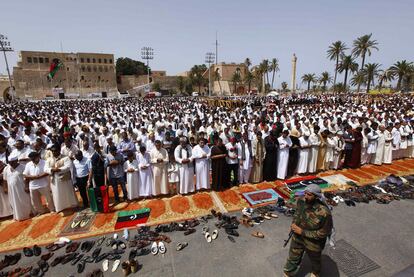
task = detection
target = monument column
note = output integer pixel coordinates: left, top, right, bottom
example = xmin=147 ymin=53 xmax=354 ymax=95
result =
xmin=291 ymin=53 xmax=297 ymax=92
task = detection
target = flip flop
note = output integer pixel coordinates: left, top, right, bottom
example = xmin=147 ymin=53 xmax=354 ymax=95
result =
xmin=251 ymin=231 xmax=265 ymax=238
xmin=227 ymin=235 xmax=236 ymax=243
xmin=111 ymin=259 xmax=120 ymax=272
xmin=158 ymin=241 xmax=166 ymax=254
xmin=80 ymin=218 xmax=89 ymax=228
xmin=204 ymin=232 xmax=212 ymax=243
xmin=96 ymin=236 xmax=106 ymax=246
xmin=122 ymin=229 xmax=129 ymax=240
xmin=71 ymin=220 xmax=81 ymax=229
xmin=151 ymin=242 xmax=158 ymax=255
xmin=211 ymin=230 xmax=218 ymax=240
xmin=59 ymin=237 xmax=71 ymax=244
xmin=176 ymin=242 xmax=188 ymax=251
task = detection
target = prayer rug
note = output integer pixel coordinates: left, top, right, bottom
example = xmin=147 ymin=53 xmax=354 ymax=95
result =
xmin=114 ymin=208 xmax=150 ymax=230
xmin=59 ymin=211 xmax=96 ymax=236
xmin=241 ymin=188 xmax=284 ymax=207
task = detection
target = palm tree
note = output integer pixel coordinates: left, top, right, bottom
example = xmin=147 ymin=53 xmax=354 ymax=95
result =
xmin=377 ymin=69 xmax=394 ymax=91
xmin=281 ymin=81 xmax=288 ymax=92
xmin=389 ymin=60 xmax=414 ymax=90
xmin=260 ymin=59 xmax=270 ymax=87
xmin=270 ymin=58 xmax=279 ymax=89
xmin=214 ymin=68 xmax=222 ymax=95
xmin=350 ymin=71 xmax=366 ymax=92
xmin=337 ymin=55 xmax=359 ymax=91
xmin=231 ymin=68 xmax=242 ymax=94
xmin=327 ymin=41 xmax=347 ymax=86
xmin=319 ymin=71 xmax=332 ymax=92
xmin=189 ymin=64 xmax=207 ymax=93
xmin=352 ymin=34 xmax=379 ymax=70
xmin=176 ymin=76 xmax=185 ymax=94
xmin=244 ymin=70 xmax=254 ymax=94
xmin=301 ymin=73 xmax=317 ymax=92
xmin=361 ymin=63 xmax=381 ymax=94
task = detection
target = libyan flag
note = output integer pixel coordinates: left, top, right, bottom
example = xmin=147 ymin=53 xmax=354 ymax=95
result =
xmin=114 ymin=208 xmax=151 ymax=230
xmin=47 ymin=58 xmax=63 ymax=80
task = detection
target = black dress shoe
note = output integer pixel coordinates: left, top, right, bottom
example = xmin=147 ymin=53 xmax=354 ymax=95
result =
xmin=8 ymin=253 xmax=21 ymax=266
xmin=37 ymin=260 xmax=49 ymax=273
xmin=184 ymin=228 xmax=196 ymax=236
xmin=84 ymin=256 xmax=95 ymax=263
xmin=223 ymin=223 xmax=238 ymax=230
xmin=61 ymin=253 xmax=78 ymax=265
xmin=77 ymin=261 xmax=86 ymax=274
xmin=30 ymin=267 xmax=43 ymax=277
xmin=92 ymin=247 xmax=101 ymax=259
xmin=94 ymin=253 xmax=109 ymax=263
xmin=71 ymin=254 xmax=84 ymax=265
xmin=84 ymin=241 xmax=95 ymax=252
xmin=33 ymin=245 xmax=42 ymax=256
xmin=128 ymin=249 xmax=137 ymax=260
xmin=137 ymin=248 xmax=150 ymax=256
xmin=227 ymin=235 xmax=236 ymax=243
xmin=225 ymin=229 xmax=239 ymax=237
xmin=23 ymin=247 xmax=34 ymax=257
xmin=50 ymin=256 xmax=64 ymax=267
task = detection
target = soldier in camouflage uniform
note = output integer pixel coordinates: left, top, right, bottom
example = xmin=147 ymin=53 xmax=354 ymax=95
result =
xmin=283 ymin=184 xmax=333 ymax=277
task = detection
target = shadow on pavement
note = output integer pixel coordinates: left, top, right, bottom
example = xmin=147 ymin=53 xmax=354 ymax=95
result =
xmin=295 ymin=254 xmax=340 ymax=277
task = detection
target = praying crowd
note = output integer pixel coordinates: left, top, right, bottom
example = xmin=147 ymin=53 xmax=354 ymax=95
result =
xmin=0 ymin=94 xmax=413 ymax=221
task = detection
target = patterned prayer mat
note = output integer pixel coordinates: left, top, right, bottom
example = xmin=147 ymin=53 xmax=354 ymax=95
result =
xmin=59 ymin=211 xmax=96 ymax=237
xmin=241 ymin=188 xmax=284 ymax=207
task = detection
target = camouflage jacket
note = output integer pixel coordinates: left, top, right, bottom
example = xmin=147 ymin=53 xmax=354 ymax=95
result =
xmin=292 ymin=198 xmax=333 ymax=252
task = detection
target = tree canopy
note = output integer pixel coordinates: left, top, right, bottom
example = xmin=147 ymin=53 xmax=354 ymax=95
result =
xmin=116 ymin=57 xmax=150 ymax=76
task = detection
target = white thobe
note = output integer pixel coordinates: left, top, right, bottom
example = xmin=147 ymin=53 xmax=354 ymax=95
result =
xmin=308 ymin=133 xmax=320 ymax=173
xmin=237 ymin=141 xmax=253 ymax=183
xmin=326 ymin=137 xmax=336 ymax=168
xmin=124 ymin=159 xmax=140 ymax=200
xmin=45 ymin=156 xmax=79 ymax=213
xmin=3 ymin=164 xmax=32 ymax=221
xmin=331 ymin=136 xmax=343 ymax=169
xmin=373 ymin=131 xmax=385 ymax=165
xmin=192 ymin=145 xmax=211 ymax=190
xmin=383 ymin=130 xmax=393 ymax=164
xmin=297 ymin=137 xmax=310 ymax=174
xmin=391 ymin=127 xmax=401 ymax=159
xmin=137 ymin=152 xmax=152 ymax=196
xmin=277 ymin=136 xmax=292 ymax=180
xmin=174 ymin=146 xmax=194 ymax=194
xmin=150 ymin=148 xmax=169 ymax=195
xmin=399 ymin=126 xmax=409 ymax=158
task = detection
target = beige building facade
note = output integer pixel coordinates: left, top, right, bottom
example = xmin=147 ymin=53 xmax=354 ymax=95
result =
xmin=13 ymin=51 xmax=117 ymax=99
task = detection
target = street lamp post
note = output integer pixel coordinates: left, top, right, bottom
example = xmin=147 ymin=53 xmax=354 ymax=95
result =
xmin=0 ymin=34 xmax=14 ymax=100
xmin=141 ymin=47 xmax=154 ymax=88
xmin=205 ymin=52 xmax=215 ymax=97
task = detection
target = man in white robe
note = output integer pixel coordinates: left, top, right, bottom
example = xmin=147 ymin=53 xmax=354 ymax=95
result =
xmin=399 ymin=122 xmax=409 ymax=158
xmin=0 ymin=153 xmax=12 ymax=218
xmin=123 ymin=151 xmax=140 ymax=200
xmin=297 ymin=133 xmax=311 ymax=174
xmin=237 ymin=133 xmax=253 ymax=184
xmin=137 ymin=146 xmax=152 ymax=197
xmin=192 ymin=138 xmax=211 ymax=190
xmin=391 ymin=122 xmax=401 ymax=160
xmin=174 ymin=137 xmax=194 ymax=194
xmin=308 ymin=127 xmax=320 ymax=173
xmin=3 ymin=154 xmax=32 ymax=221
xmin=383 ymin=125 xmax=393 ymax=164
xmin=373 ymin=125 xmax=386 ymax=165
xmin=277 ymin=130 xmax=292 ymax=180
xmin=45 ymin=145 xmax=79 ymax=213
xmin=150 ymin=140 xmax=169 ymax=195
xmin=331 ymin=131 xmax=344 ymax=169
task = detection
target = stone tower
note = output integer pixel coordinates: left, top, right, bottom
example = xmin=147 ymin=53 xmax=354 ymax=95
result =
xmin=291 ymin=53 xmax=297 ymax=92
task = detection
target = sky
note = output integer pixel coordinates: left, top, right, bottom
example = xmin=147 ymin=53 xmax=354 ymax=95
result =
xmin=1 ymin=0 xmax=413 ymax=89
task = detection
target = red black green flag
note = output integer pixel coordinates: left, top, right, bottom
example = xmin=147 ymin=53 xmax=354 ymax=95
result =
xmin=47 ymin=58 xmax=63 ymax=81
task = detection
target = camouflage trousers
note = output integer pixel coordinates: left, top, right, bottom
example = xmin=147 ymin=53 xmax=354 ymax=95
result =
xmin=283 ymin=237 xmax=322 ymax=276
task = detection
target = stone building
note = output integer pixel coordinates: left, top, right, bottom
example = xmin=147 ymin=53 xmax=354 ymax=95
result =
xmin=203 ymin=62 xmax=249 ymax=95
xmin=13 ymin=51 xmax=117 ymax=99
xmin=0 ymin=75 xmax=12 ymax=100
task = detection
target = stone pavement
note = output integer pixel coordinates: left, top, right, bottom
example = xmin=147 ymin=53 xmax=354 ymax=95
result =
xmin=2 ymin=198 xmax=414 ymax=277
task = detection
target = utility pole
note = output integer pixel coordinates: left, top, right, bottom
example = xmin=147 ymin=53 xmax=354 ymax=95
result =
xmin=141 ymin=47 xmax=154 ymax=86
xmin=0 ymin=34 xmax=14 ymax=101
xmin=205 ymin=52 xmax=215 ymax=97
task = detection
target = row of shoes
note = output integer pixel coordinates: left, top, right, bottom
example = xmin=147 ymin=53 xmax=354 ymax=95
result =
xmin=0 ymin=253 xmax=21 ymax=271
xmin=23 ymin=245 xmax=41 ymax=257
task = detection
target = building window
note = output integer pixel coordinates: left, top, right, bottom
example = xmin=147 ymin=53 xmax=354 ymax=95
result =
xmin=98 ymin=76 xmax=101 ymax=81
xmin=39 ymin=57 xmax=44 ymax=63
xmin=93 ymin=66 xmax=97 ymax=72
xmin=33 ymin=57 xmax=38 ymax=63
xmin=81 ymin=58 xmax=84 ymax=63
xmin=104 ymin=66 xmax=108 ymax=72
xmin=45 ymin=58 xmax=49 ymax=63
xmin=109 ymin=59 xmax=113 ymax=64
xmin=92 ymin=58 xmax=96 ymax=63
xmin=87 ymin=66 xmax=91 ymax=72
xmin=27 ymin=57 xmax=32 ymax=63
xmin=87 ymin=58 xmax=90 ymax=63
xmin=81 ymin=66 xmax=85 ymax=72
xmin=74 ymin=58 xmax=77 ymax=62
xmin=67 ymin=67 xmax=70 ymax=71
xmin=98 ymin=58 xmax=101 ymax=63
xmin=104 ymin=59 xmax=107 ymax=63
xmin=81 ymin=76 xmax=84 ymax=80
xmin=99 ymin=66 xmax=103 ymax=72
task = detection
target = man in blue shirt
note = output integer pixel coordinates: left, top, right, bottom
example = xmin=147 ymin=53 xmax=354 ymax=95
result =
xmin=117 ymin=131 xmax=136 ymax=159
xmin=105 ymin=145 xmax=127 ymax=203
xmin=73 ymin=151 xmax=90 ymax=208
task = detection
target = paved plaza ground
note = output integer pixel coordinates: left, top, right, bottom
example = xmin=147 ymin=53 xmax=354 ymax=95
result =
xmin=2 ymin=197 xmax=414 ymax=277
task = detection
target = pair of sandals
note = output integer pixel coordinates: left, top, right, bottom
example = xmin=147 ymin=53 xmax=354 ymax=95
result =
xmin=102 ymin=259 xmax=120 ymax=273
xmin=151 ymin=241 xmax=166 ymax=255
xmin=332 ymin=196 xmax=344 ymax=204
xmin=202 ymin=226 xmax=218 ymax=243
xmin=71 ymin=215 xmax=90 ymax=229
xmin=242 ymin=207 xmax=254 ymax=217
